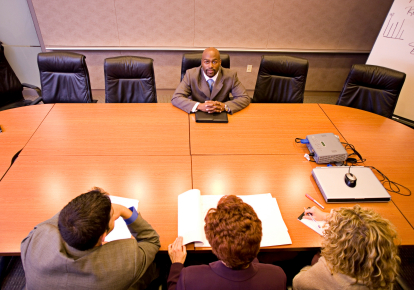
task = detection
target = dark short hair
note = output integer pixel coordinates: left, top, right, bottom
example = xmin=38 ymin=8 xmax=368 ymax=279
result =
xmin=204 ymin=195 xmax=262 ymax=269
xmin=58 ymin=187 xmax=112 ymax=251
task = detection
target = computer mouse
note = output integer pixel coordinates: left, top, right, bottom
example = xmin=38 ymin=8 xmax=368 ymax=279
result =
xmin=345 ymin=172 xmax=357 ymax=188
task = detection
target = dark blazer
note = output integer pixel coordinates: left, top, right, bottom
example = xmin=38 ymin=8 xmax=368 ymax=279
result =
xmin=167 ymin=259 xmax=287 ymax=290
xmin=21 ymin=212 xmax=160 ymax=290
xmin=171 ymin=66 xmax=251 ymax=114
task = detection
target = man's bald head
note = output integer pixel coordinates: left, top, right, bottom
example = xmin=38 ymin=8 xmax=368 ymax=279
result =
xmin=201 ymin=47 xmax=221 ymax=77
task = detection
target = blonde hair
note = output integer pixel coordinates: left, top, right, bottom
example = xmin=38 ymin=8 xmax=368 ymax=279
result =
xmin=321 ymin=205 xmax=400 ymax=289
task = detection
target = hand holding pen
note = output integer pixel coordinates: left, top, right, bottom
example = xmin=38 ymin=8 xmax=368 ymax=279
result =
xmin=304 ymin=207 xmax=321 ymax=228
xmin=304 ymin=206 xmax=329 ymax=221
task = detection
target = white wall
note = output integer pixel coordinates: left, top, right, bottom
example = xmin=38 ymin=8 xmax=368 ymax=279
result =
xmin=0 ymin=0 xmax=42 ymax=87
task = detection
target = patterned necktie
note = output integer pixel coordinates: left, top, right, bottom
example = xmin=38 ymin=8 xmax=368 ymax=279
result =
xmin=207 ymin=79 xmax=214 ymax=93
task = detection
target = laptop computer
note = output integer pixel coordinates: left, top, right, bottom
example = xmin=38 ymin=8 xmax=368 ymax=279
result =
xmin=312 ymin=167 xmax=391 ymax=203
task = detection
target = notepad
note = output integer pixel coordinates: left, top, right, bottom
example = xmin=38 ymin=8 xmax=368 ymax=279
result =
xmin=298 ymin=211 xmax=326 ymax=236
xmin=105 ymin=196 xmax=139 ymax=242
xmin=178 ymin=189 xmax=292 ymax=247
xmin=195 ymin=111 xmax=228 ymax=123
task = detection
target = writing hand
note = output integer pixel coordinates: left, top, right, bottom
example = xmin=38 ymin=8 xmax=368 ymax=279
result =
xmin=168 ymin=236 xmax=187 ymax=264
xmin=303 ymin=206 xmax=328 ymax=221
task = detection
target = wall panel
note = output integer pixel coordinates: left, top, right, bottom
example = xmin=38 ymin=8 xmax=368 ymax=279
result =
xmin=32 ymin=0 xmax=393 ymax=50
xmin=32 ymin=0 xmax=119 ymax=46
xmin=194 ymin=0 xmax=274 ymax=48
xmin=267 ymin=0 xmax=391 ymax=51
xmin=116 ymin=0 xmax=195 ymax=47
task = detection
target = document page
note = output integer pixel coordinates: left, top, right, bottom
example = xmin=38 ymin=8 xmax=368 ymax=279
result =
xmin=178 ymin=189 xmax=203 ymax=245
xmin=298 ymin=211 xmax=326 ymax=236
xmin=194 ymin=194 xmax=223 ymax=247
xmin=105 ymin=196 xmax=139 ymax=242
xmin=261 ymin=198 xmax=292 ymax=246
xmin=193 ymin=193 xmax=292 ymax=247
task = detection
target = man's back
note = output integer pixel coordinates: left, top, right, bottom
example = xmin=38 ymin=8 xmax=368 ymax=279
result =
xmin=21 ymin=213 xmax=160 ymax=290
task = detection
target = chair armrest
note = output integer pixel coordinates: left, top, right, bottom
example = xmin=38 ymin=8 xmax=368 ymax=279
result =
xmin=396 ymin=275 xmax=412 ymax=290
xmin=30 ymin=97 xmax=43 ymax=105
xmin=22 ymin=83 xmax=42 ymax=97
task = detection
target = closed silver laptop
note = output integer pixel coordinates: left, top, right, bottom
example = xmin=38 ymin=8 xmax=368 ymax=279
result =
xmin=312 ymin=167 xmax=391 ymax=203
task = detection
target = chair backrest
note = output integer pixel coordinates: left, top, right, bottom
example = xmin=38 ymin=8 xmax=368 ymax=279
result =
xmin=252 ymin=55 xmax=309 ymax=103
xmin=0 ymin=42 xmax=23 ymax=107
xmin=104 ymin=56 xmax=157 ymax=103
xmin=38 ymin=52 xmax=93 ymax=103
xmin=180 ymin=53 xmax=230 ymax=81
xmin=336 ymin=64 xmax=406 ymax=118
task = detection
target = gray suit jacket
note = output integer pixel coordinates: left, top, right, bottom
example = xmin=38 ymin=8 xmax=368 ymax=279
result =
xmin=171 ymin=66 xmax=250 ymax=114
xmin=21 ymin=212 xmax=160 ymax=290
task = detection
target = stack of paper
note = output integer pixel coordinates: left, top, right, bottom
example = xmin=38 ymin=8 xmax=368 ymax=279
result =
xmin=178 ymin=189 xmax=292 ymax=248
xmin=105 ymin=196 xmax=139 ymax=242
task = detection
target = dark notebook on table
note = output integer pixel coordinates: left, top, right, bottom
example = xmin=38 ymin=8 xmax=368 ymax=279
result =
xmin=195 ymin=111 xmax=228 ymax=123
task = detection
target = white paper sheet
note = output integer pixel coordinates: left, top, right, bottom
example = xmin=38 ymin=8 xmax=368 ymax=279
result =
xmin=298 ymin=211 xmax=326 ymax=236
xmin=176 ymin=191 xmax=292 ymax=248
xmin=260 ymin=198 xmax=292 ymax=247
xmin=178 ymin=189 xmax=203 ymax=245
xmin=104 ymin=196 xmax=139 ymax=242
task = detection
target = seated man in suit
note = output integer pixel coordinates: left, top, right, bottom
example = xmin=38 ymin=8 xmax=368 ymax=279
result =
xmin=21 ymin=187 xmax=160 ymax=290
xmin=172 ymin=47 xmax=251 ymax=114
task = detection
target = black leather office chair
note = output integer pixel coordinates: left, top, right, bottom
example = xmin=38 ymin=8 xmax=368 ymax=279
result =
xmin=104 ymin=56 xmax=157 ymax=103
xmin=252 ymin=55 xmax=309 ymax=103
xmin=336 ymin=64 xmax=406 ymax=118
xmin=37 ymin=52 xmax=96 ymax=103
xmin=0 ymin=41 xmax=41 ymax=111
xmin=180 ymin=53 xmax=230 ymax=81
xmin=0 ymin=256 xmax=26 ymax=289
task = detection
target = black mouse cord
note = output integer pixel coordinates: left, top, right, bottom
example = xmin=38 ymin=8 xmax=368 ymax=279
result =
xmin=367 ymin=166 xmax=411 ymax=197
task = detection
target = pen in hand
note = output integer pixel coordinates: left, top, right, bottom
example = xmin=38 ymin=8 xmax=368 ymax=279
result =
xmin=304 ymin=207 xmax=321 ymax=229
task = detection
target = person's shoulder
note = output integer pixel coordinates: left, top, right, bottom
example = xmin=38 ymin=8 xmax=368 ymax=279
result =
xmin=99 ymin=238 xmax=139 ymax=253
xmin=31 ymin=216 xmax=60 ymax=238
xmin=186 ymin=66 xmax=202 ymax=77
xmin=292 ymin=257 xmax=330 ymax=289
xmin=220 ymin=67 xmax=237 ymax=77
xmin=254 ymin=262 xmax=286 ymax=277
xmin=296 ymin=256 xmax=330 ymax=275
xmin=181 ymin=263 xmax=211 ymax=275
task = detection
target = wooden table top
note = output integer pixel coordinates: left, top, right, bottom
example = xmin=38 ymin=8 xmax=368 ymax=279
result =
xmin=0 ymin=104 xmax=53 ymax=177
xmin=0 ymin=155 xmax=192 ymax=254
xmin=192 ymin=154 xmax=414 ymax=249
xmin=189 ymin=104 xmax=344 ymax=155
xmin=0 ymin=103 xmax=413 ymax=254
xmin=321 ymin=104 xmax=414 ymax=229
xmin=21 ymin=104 xmax=190 ymax=156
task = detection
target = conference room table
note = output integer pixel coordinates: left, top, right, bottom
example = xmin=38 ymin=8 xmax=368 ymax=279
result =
xmin=0 ymin=103 xmax=413 ymax=255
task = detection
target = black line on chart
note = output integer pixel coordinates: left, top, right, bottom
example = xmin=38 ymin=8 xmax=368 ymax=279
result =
xmin=383 ymin=14 xmax=405 ymax=40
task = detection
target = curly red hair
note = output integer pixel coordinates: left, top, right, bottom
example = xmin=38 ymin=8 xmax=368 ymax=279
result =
xmin=204 ymin=195 xmax=262 ymax=269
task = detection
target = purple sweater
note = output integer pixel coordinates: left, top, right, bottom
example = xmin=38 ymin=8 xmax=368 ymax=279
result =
xmin=168 ymin=258 xmax=286 ymax=290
